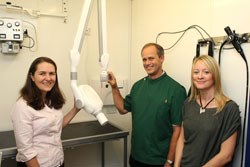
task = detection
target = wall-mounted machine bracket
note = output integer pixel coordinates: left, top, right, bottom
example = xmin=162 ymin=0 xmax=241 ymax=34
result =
xmin=2 ymin=0 xmax=68 ymax=22
xmin=198 ymin=32 xmax=250 ymax=47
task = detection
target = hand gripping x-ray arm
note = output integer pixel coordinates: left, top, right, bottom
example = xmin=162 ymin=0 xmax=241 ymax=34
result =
xmin=70 ymin=0 xmax=108 ymax=125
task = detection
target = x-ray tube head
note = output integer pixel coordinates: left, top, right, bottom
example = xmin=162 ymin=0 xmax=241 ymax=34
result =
xmin=78 ymin=85 xmax=108 ymax=125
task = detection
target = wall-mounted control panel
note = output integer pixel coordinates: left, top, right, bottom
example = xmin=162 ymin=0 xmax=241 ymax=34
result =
xmin=0 ymin=19 xmax=23 ymax=41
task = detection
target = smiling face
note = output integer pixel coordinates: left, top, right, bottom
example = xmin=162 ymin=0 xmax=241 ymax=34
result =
xmin=192 ymin=60 xmax=214 ymax=92
xmin=31 ymin=62 xmax=56 ymax=97
xmin=141 ymin=45 xmax=164 ymax=79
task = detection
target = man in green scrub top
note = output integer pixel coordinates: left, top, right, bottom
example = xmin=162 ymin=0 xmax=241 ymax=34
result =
xmin=108 ymin=43 xmax=186 ymax=167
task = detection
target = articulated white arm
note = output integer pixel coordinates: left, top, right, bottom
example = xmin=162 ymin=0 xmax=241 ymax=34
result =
xmin=70 ymin=0 xmax=108 ymax=125
xmin=100 ymin=52 xmax=109 ymax=81
xmin=98 ymin=0 xmax=109 ymax=82
xmin=70 ymin=48 xmax=83 ymax=109
xmin=70 ymin=0 xmax=94 ymax=109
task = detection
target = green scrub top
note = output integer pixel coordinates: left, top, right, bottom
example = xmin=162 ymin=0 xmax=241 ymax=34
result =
xmin=124 ymin=72 xmax=186 ymax=165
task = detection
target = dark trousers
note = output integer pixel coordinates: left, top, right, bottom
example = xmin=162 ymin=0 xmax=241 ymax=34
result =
xmin=17 ymin=162 xmax=64 ymax=167
xmin=129 ymin=155 xmax=164 ymax=167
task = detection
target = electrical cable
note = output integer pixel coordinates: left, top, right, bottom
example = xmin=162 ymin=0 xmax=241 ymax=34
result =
xmin=218 ymin=39 xmax=229 ymax=66
xmin=156 ymin=25 xmax=215 ymax=50
xmin=208 ymin=40 xmax=214 ymax=57
xmin=241 ymin=52 xmax=248 ymax=167
xmin=21 ymin=34 xmax=35 ymax=48
xmin=22 ymin=20 xmax=38 ymax=52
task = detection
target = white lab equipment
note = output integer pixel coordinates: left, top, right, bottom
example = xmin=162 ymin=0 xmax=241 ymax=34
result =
xmin=78 ymin=85 xmax=107 ymax=125
xmin=0 ymin=18 xmax=23 ymax=54
xmin=70 ymin=0 xmax=109 ymax=125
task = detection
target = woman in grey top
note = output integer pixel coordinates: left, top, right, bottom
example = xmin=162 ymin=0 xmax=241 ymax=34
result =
xmin=175 ymin=55 xmax=241 ymax=167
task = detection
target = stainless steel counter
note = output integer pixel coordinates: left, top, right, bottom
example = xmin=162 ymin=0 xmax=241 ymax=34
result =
xmin=0 ymin=120 xmax=129 ymax=167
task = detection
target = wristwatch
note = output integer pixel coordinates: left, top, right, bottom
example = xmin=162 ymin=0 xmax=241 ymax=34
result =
xmin=167 ymin=159 xmax=173 ymax=165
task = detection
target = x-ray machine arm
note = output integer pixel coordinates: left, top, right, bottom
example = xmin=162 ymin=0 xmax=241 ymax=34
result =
xmin=70 ymin=0 xmax=109 ymax=125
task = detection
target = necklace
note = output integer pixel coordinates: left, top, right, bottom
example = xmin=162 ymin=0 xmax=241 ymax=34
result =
xmin=199 ymin=96 xmax=215 ymax=114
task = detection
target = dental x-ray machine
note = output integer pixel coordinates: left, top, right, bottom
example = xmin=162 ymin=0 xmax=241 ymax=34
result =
xmin=70 ymin=0 xmax=109 ymax=125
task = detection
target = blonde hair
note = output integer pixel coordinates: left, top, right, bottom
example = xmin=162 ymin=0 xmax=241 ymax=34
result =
xmin=189 ymin=55 xmax=229 ymax=113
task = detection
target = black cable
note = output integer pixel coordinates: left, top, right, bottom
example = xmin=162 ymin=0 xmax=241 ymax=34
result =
xmin=241 ymin=53 xmax=248 ymax=167
xmin=218 ymin=39 xmax=229 ymax=66
xmin=218 ymin=38 xmax=248 ymax=167
xmin=196 ymin=43 xmax=200 ymax=57
xmin=223 ymin=26 xmax=249 ymax=166
xmin=21 ymin=35 xmax=35 ymax=48
xmin=208 ymin=41 xmax=214 ymax=57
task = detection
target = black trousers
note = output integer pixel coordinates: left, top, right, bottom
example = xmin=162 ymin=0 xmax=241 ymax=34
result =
xmin=17 ymin=162 xmax=64 ymax=167
xmin=129 ymin=155 xmax=164 ymax=167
